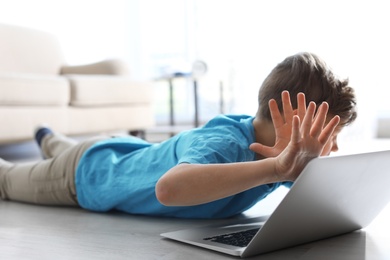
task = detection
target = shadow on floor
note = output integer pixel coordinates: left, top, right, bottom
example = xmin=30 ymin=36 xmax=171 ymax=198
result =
xmin=0 ymin=130 xmax=173 ymax=164
xmin=0 ymin=141 xmax=41 ymax=163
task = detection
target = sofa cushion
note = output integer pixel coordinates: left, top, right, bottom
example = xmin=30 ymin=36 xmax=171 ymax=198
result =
xmin=0 ymin=24 xmax=65 ymax=75
xmin=66 ymin=75 xmax=153 ymax=107
xmin=0 ymin=73 xmax=70 ymax=106
xmin=67 ymin=105 xmax=155 ymax=135
xmin=0 ymin=106 xmax=68 ymax=143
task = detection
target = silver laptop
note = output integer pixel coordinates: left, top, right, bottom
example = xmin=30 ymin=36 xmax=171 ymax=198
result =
xmin=161 ymin=150 xmax=390 ymax=258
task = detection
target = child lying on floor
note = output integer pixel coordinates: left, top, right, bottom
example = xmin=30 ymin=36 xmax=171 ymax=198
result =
xmin=0 ymin=52 xmax=356 ymax=218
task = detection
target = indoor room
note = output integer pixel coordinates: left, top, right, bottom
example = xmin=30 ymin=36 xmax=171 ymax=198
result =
xmin=1 ymin=0 xmax=390 ymax=259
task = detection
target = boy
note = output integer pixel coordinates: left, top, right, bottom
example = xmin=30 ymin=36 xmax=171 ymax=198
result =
xmin=0 ymin=52 xmax=357 ymax=218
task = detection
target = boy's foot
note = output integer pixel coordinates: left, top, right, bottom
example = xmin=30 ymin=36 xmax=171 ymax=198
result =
xmin=34 ymin=126 xmax=53 ymax=148
xmin=0 ymin=158 xmax=13 ymax=172
xmin=0 ymin=158 xmax=13 ymax=166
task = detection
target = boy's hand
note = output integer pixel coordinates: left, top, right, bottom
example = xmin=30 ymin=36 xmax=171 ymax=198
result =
xmin=250 ymin=91 xmax=307 ymax=158
xmin=274 ymin=101 xmax=340 ymax=181
xmin=250 ymin=91 xmax=341 ymax=181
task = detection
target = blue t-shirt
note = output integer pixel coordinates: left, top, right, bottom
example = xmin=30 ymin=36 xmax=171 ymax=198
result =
xmin=75 ymin=115 xmax=291 ymax=218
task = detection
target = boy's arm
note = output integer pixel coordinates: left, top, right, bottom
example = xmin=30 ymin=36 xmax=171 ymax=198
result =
xmin=156 ymin=158 xmax=279 ymax=206
xmin=156 ymin=94 xmax=340 ymax=207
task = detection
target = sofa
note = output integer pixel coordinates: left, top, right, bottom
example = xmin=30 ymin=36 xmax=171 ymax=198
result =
xmin=0 ymin=23 xmax=155 ymax=144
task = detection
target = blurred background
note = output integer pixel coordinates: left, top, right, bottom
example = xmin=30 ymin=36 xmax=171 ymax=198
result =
xmin=0 ymin=0 xmax=389 ymax=144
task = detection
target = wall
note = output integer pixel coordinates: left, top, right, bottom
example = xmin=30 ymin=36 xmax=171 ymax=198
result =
xmin=0 ymin=0 xmax=129 ymax=67
xmin=193 ymin=0 xmax=390 ymax=141
xmin=1 ymin=0 xmax=389 ymax=141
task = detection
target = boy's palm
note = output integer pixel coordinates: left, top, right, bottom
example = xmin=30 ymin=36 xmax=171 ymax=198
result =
xmin=250 ymin=91 xmax=307 ymax=158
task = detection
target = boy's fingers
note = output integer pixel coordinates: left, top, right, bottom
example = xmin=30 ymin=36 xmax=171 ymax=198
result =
xmin=301 ymin=102 xmax=316 ymax=136
xmin=249 ymin=143 xmax=263 ymax=154
xmin=282 ymin=91 xmax=294 ymax=125
xmin=269 ymin=99 xmax=284 ymax=128
xmin=290 ymin=115 xmax=301 ymax=144
xmin=318 ymin=116 xmax=341 ymax=144
xmin=310 ymin=102 xmax=328 ymax=138
xmin=249 ymin=143 xmax=273 ymax=157
xmin=297 ymin=92 xmax=306 ymax=121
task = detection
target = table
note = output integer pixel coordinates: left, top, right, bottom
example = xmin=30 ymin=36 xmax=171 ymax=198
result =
xmin=155 ymin=73 xmax=224 ymax=137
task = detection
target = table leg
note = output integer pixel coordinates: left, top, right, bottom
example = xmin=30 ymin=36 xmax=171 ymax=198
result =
xmin=193 ymin=79 xmax=199 ymax=127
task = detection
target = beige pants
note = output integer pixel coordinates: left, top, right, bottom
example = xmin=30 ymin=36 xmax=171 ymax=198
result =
xmin=0 ymin=133 xmax=108 ymax=206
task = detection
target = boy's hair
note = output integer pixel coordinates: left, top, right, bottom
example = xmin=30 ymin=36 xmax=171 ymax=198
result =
xmin=257 ymin=52 xmax=357 ymax=126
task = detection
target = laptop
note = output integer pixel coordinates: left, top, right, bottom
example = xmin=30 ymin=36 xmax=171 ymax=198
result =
xmin=161 ymin=150 xmax=390 ymax=258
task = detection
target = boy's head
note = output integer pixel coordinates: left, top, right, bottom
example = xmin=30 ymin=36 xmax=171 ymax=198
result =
xmin=257 ymin=52 xmax=357 ymax=126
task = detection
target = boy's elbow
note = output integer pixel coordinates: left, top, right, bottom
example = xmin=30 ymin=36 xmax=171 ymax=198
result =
xmin=156 ymin=164 xmax=190 ymax=206
xmin=155 ymin=178 xmax=175 ymax=206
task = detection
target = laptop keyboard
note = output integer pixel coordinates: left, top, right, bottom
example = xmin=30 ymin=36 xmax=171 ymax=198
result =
xmin=203 ymin=228 xmax=260 ymax=248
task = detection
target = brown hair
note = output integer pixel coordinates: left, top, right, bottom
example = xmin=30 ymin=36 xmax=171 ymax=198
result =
xmin=257 ymin=52 xmax=357 ymax=126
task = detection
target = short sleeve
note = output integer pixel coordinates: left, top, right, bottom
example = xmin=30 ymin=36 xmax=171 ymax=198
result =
xmin=177 ymin=133 xmax=254 ymax=165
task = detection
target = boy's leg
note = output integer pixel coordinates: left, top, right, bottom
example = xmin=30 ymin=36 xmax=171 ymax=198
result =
xmin=41 ymin=133 xmax=78 ymax=159
xmin=35 ymin=127 xmax=78 ymax=159
xmin=0 ymin=136 xmax=108 ymax=206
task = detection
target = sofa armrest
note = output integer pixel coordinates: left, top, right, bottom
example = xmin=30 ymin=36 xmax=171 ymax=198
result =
xmin=60 ymin=59 xmax=130 ymax=76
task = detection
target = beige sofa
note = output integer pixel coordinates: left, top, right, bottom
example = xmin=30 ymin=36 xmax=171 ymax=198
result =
xmin=0 ymin=23 xmax=155 ymax=144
